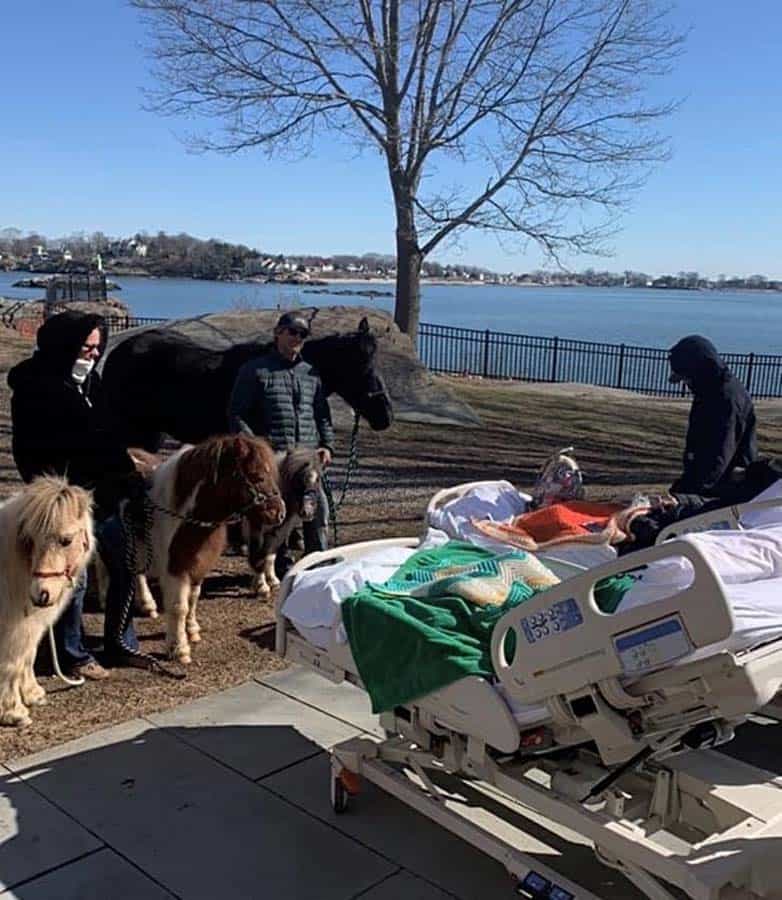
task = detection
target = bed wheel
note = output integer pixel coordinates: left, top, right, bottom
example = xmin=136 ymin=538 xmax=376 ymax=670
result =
xmin=331 ymin=772 xmax=350 ymax=814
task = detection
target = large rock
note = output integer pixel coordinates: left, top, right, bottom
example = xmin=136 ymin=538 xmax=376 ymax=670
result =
xmin=109 ymin=306 xmax=480 ymax=427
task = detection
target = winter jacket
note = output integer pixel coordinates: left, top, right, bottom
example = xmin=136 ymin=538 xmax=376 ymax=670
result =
xmin=669 ymin=335 xmax=757 ymax=497
xmin=8 ymin=310 xmax=135 ymax=513
xmin=228 ymin=347 xmax=334 ymax=453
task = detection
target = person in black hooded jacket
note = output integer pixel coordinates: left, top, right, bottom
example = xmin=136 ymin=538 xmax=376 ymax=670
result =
xmin=8 ymin=310 xmax=140 ymax=678
xmin=668 ymin=334 xmax=758 ymax=497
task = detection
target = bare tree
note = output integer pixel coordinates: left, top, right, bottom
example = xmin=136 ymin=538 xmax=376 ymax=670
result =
xmin=133 ymin=0 xmax=682 ymax=339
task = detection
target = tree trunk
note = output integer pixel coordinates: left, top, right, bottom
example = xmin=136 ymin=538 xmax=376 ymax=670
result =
xmin=393 ymin=206 xmax=423 ymax=342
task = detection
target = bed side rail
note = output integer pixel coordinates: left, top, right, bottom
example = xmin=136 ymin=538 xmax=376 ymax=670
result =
xmin=656 ymin=497 xmax=782 ymax=543
xmin=491 ymin=539 xmax=734 ymax=706
xmin=426 ymin=480 xmax=532 ymax=518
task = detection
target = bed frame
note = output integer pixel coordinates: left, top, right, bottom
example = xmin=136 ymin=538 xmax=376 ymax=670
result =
xmin=276 ymin=534 xmax=782 ymax=900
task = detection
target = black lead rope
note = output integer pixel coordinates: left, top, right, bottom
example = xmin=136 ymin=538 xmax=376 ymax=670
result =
xmin=322 ymin=412 xmax=361 ymax=545
xmin=116 ymin=497 xmax=186 ymax=679
xmin=112 ymin=473 xmax=278 ymax=678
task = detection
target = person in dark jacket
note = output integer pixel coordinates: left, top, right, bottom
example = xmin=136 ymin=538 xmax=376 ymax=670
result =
xmin=229 ymin=311 xmax=334 ymax=554
xmin=8 ymin=310 xmax=140 ymax=677
xmin=668 ymin=334 xmax=757 ymax=498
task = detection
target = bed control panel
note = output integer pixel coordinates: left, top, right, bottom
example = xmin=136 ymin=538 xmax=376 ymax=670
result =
xmin=517 ymin=870 xmax=574 ymax=900
xmin=614 ymin=615 xmax=692 ymax=675
xmin=519 ymin=597 xmax=583 ymax=644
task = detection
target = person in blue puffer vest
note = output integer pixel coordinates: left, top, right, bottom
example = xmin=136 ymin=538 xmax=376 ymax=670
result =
xmin=228 ymin=311 xmax=334 ymax=557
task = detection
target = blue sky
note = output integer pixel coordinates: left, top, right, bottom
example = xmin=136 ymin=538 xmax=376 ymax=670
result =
xmin=1 ymin=1 xmax=780 ymax=277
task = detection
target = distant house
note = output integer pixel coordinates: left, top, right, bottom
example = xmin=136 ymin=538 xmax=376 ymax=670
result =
xmin=127 ymin=239 xmax=149 ymax=258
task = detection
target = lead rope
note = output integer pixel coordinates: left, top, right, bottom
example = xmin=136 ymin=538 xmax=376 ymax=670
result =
xmin=321 ymin=412 xmax=361 ymax=545
xmin=116 ymin=495 xmax=186 ymax=679
xmin=112 ymin=473 xmax=276 ymax=677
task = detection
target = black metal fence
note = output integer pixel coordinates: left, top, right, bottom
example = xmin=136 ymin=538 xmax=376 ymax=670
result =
xmin=103 ymin=314 xmax=169 ymax=334
xmin=417 ymin=322 xmax=782 ymax=399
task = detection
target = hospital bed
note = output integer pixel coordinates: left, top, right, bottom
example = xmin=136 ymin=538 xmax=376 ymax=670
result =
xmin=274 ymin=490 xmax=782 ymax=900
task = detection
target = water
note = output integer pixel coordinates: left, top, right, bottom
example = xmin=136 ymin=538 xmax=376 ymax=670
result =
xmin=2 ymin=270 xmax=780 ymax=353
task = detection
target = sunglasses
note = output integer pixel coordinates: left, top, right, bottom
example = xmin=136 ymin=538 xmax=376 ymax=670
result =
xmin=286 ymin=327 xmax=308 ymax=338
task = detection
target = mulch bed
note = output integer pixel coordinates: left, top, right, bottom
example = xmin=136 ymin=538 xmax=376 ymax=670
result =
xmin=1 ymin=329 xmax=782 ymax=761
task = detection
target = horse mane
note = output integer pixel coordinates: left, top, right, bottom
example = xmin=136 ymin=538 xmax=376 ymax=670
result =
xmin=174 ymin=434 xmax=277 ymax=509
xmin=278 ymin=446 xmax=321 ymax=485
xmin=15 ymin=477 xmax=92 ymax=541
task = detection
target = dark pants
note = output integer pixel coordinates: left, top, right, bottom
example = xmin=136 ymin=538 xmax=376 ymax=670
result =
xmin=302 ymin=483 xmax=329 ymax=553
xmin=54 ymin=515 xmax=139 ymax=670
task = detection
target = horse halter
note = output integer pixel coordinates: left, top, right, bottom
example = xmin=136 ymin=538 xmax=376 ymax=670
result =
xmin=32 ymin=568 xmax=75 ymax=584
xmin=232 ymin=464 xmax=281 ymax=519
xmin=30 ymin=530 xmax=89 ymax=584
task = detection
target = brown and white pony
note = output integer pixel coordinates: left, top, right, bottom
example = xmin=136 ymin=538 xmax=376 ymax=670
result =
xmin=246 ymin=447 xmax=326 ymax=596
xmin=144 ymin=434 xmax=284 ymax=663
xmin=0 ymin=477 xmax=93 ymax=726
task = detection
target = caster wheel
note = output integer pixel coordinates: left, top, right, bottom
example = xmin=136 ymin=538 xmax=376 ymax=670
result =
xmin=331 ymin=773 xmax=349 ymax=814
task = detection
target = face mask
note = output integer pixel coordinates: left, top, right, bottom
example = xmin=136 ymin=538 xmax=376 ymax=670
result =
xmin=71 ymin=357 xmax=95 ymax=384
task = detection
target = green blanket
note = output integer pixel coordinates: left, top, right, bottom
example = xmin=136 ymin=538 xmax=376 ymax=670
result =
xmin=341 ymin=541 xmax=632 ymax=713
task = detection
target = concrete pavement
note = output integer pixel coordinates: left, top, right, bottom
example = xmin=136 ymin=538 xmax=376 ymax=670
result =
xmin=1 ymin=668 xmax=780 ymax=899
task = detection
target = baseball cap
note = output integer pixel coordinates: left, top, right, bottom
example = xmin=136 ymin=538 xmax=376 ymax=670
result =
xmin=275 ymin=312 xmax=310 ymax=336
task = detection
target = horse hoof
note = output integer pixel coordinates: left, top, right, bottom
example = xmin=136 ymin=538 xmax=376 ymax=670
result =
xmin=174 ymin=650 xmax=192 ymax=665
xmin=0 ymin=710 xmax=32 ymax=728
xmin=251 ymin=578 xmax=270 ymax=597
xmin=25 ymin=692 xmax=47 ymax=707
xmin=188 ymin=631 xmax=201 ymax=644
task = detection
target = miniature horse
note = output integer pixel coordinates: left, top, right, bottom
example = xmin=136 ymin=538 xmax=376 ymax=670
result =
xmin=247 ymin=447 xmax=325 ymax=596
xmin=0 ymin=478 xmax=93 ymax=726
xmin=144 ymin=434 xmax=284 ymax=663
xmin=101 ymin=317 xmax=393 ymax=451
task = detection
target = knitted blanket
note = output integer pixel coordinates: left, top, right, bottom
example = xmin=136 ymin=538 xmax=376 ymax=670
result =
xmin=471 ymin=500 xmax=651 ymax=552
xmin=341 ymin=540 xmax=632 ymax=713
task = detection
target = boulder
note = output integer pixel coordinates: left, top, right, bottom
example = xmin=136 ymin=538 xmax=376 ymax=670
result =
xmin=109 ymin=306 xmax=480 ymax=427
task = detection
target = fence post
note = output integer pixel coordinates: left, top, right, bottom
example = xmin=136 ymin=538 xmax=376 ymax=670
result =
xmin=550 ymin=336 xmax=559 ymax=382
xmin=615 ymin=343 xmax=625 ymax=389
xmin=482 ymin=328 xmax=490 ymax=378
xmin=746 ymin=352 xmax=755 ymax=393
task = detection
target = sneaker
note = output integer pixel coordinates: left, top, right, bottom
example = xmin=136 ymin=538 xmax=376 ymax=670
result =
xmin=71 ymin=660 xmax=110 ymax=681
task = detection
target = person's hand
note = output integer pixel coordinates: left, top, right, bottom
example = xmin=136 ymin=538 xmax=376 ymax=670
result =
xmin=317 ymin=447 xmax=332 ymax=468
xmin=650 ymin=493 xmax=678 ymax=511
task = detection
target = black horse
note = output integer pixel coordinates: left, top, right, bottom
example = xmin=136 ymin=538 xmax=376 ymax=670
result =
xmin=101 ymin=317 xmax=393 ymax=450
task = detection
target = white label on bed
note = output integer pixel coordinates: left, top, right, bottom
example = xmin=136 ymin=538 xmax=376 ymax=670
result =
xmin=614 ymin=616 xmax=692 ymax=675
xmin=520 ymin=597 xmax=583 ymax=644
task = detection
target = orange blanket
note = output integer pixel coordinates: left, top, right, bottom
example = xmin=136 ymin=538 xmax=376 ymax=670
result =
xmin=471 ymin=500 xmax=650 ymax=551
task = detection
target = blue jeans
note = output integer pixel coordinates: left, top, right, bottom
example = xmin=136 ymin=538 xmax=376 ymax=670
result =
xmin=302 ymin=483 xmax=329 ymax=553
xmin=54 ymin=515 xmax=139 ymax=669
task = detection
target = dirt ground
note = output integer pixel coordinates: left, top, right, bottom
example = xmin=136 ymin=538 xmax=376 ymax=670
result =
xmin=1 ymin=330 xmax=782 ymax=761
